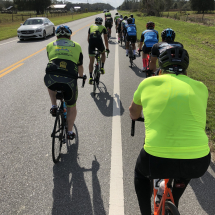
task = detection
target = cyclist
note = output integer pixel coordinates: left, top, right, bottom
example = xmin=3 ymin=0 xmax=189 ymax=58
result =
xmin=150 ymin=28 xmax=183 ymax=74
xmin=117 ymin=15 xmax=123 ymax=43
xmin=129 ymin=47 xmax=211 ymax=215
xmin=121 ymin=16 xmax=128 ymax=41
xmin=44 ymin=25 xmax=84 ymax=140
xmin=125 ymin=18 xmax=137 ymax=59
xmin=138 ymin=21 xmax=159 ymax=71
xmin=130 ymin=14 xmax=135 ymax=24
xmin=104 ymin=10 xmax=111 ymax=20
xmin=88 ymin=17 xmax=109 ymax=84
xmin=105 ymin=13 xmax=113 ymax=37
xmin=114 ymin=12 xmax=120 ymax=32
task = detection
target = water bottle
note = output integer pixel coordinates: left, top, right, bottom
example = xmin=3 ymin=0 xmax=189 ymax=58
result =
xmin=63 ymin=102 xmax=67 ymax=119
xmin=155 ymin=180 xmax=165 ymax=205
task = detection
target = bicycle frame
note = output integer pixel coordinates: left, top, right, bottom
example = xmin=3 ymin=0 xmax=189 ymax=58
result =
xmin=154 ymin=179 xmax=175 ymax=215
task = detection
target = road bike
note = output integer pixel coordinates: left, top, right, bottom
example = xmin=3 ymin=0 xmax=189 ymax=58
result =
xmin=128 ymin=40 xmax=135 ymax=67
xmin=107 ymin=27 xmax=111 ymax=40
xmin=131 ymin=118 xmax=181 ymax=215
xmin=92 ymin=49 xmax=108 ymax=96
xmin=51 ymin=76 xmax=86 ymax=164
xmin=138 ymin=50 xmax=155 ymax=78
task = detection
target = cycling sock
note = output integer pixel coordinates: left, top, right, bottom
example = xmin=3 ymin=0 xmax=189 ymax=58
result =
xmin=90 ymin=73 xmax=92 ymax=78
xmin=101 ymin=63 xmax=104 ymax=68
xmin=143 ymin=58 xmax=147 ymax=68
xmin=133 ymin=50 xmax=136 ymax=55
xmin=126 ymin=49 xmax=128 ymax=54
xmin=52 ymin=105 xmax=57 ymax=108
xmin=68 ymin=131 xmax=73 ymax=135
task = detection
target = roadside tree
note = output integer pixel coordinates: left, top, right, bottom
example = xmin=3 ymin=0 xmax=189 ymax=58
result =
xmin=190 ymin=0 xmax=214 ymax=13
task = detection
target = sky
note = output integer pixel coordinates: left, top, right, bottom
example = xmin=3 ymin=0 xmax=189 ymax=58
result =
xmin=66 ymin=0 xmax=123 ymax=8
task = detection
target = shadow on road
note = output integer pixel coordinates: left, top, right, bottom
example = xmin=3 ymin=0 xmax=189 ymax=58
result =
xmin=52 ymin=126 xmax=106 ymax=215
xmin=129 ymin=62 xmax=146 ymax=78
xmin=90 ymin=81 xmax=124 ymax=117
xmin=189 ymin=162 xmax=215 ymax=215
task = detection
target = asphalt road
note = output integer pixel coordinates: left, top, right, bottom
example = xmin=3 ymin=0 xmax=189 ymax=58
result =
xmin=0 ymin=11 xmax=215 ymax=215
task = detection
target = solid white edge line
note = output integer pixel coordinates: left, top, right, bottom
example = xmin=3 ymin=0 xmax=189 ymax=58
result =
xmin=0 ymin=39 xmax=18 ymax=46
xmin=109 ymin=32 xmax=124 ymax=215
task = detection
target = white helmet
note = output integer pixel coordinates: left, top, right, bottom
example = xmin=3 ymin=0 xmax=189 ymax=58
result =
xmin=95 ymin=17 xmax=103 ymax=24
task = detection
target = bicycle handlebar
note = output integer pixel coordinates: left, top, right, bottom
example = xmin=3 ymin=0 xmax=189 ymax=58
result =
xmin=78 ymin=74 xmax=87 ymax=88
xmin=131 ymin=117 xmax=145 ymax=137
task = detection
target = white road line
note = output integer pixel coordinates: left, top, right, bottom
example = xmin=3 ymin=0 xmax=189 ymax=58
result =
xmin=109 ymin=34 xmax=124 ymax=215
xmin=0 ymin=39 xmax=18 ymax=46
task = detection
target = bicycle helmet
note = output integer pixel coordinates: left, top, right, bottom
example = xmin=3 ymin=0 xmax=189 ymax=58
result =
xmin=130 ymin=14 xmax=133 ymax=18
xmin=56 ymin=25 xmax=72 ymax=37
xmin=161 ymin=28 xmax=175 ymax=41
xmin=120 ymin=15 xmax=123 ymax=18
xmin=127 ymin=18 xmax=133 ymax=24
xmin=159 ymin=47 xmax=189 ymax=74
xmin=146 ymin=21 xmax=155 ymax=29
xmin=115 ymin=13 xmax=118 ymax=15
xmin=124 ymin=16 xmax=128 ymax=20
xmin=95 ymin=17 xmax=103 ymax=24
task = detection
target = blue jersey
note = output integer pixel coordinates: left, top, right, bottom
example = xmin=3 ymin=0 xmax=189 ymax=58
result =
xmin=140 ymin=29 xmax=159 ymax=47
xmin=126 ymin=24 xmax=137 ymax=36
xmin=131 ymin=18 xmax=135 ymax=24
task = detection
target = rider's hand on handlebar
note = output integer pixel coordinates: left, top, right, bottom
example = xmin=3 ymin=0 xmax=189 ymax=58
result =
xmin=106 ymin=49 xmax=110 ymax=54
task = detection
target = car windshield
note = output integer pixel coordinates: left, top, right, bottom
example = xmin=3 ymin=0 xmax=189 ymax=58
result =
xmin=23 ymin=19 xmax=43 ymax=25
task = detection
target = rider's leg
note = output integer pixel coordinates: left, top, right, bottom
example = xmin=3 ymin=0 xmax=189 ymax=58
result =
xmin=67 ymin=105 xmax=77 ymax=132
xmin=89 ymin=56 xmax=95 ymax=77
xmin=126 ymin=41 xmax=129 ymax=56
xmin=48 ymin=88 xmax=57 ymax=106
xmin=101 ymin=51 xmax=106 ymax=66
xmin=132 ymin=43 xmax=136 ymax=55
xmin=142 ymin=52 xmax=148 ymax=70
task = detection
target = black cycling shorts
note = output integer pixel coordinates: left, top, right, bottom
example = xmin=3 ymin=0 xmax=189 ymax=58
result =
xmin=126 ymin=35 xmax=137 ymax=43
xmin=88 ymin=37 xmax=105 ymax=56
xmin=105 ymin=23 xmax=112 ymax=29
xmin=142 ymin=44 xmax=152 ymax=54
xmin=117 ymin=26 xmax=121 ymax=33
xmin=44 ymin=74 xmax=78 ymax=107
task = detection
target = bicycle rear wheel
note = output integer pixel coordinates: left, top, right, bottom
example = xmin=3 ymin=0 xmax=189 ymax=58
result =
xmin=160 ymin=201 xmax=180 ymax=215
xmin=93 ymin=70 xmax=97 ymax=96
xmin=52 ymin=113 xmax=63 ymax=163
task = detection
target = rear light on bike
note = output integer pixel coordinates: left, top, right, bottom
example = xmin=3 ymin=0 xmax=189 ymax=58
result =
xmin=175 ymin=183 xmax=185 ymax=188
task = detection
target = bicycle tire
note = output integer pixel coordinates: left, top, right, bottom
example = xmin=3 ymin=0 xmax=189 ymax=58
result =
xmin=130 ymin=57 xmax=133 ymax=67
xmin=52 ymin=113 xmax=63 ymax=163
xmin=159 ymin=201 xmax=180 ymax=215
xmin=120 ymin=35 xmax=122 ymax=46
xmin=93 ymin=72 xmax=96 ymax=96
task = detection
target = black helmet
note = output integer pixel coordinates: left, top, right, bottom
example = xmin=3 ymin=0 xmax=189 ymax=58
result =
xmin=124 ymin=16 xmax=128 ymax=20
xmin=95 ymin=17 xmax=103 ymax=24
xmin=115 ymin=13 xmax=118 ymax=15
xmin=161 ymin=28 xmax=175 ymax=41
xmin=56 ymin=25 xmax=72 ymax=37
xmin=130 ymin=14 xmax=133 ymax=18
xmin=159 ymin=47 xmax=189 ymax=74
xmin=127 ymin=18 xmax=133 ymax=24
xmin=146 ymin=21 xmax=155 ymax=29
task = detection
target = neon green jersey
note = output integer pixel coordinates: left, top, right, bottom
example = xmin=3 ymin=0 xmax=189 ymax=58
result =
xmin=114 ymin=15 xmax=120 ymax=21
xmin=133 ymin=74 xmax=209 ymax=159
xmin=105 ymin=12 xmax=111 ymax=17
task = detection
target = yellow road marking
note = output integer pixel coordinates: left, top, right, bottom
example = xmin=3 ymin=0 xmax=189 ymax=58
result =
xmin=0 ymin=63 xmax=24 ymax=78
xmin=0 ymin=22 xmax=93 ymax=78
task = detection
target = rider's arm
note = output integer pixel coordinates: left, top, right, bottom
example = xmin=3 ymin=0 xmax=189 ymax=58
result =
xmin=77 ymin=52 xmax=83 ymax=77
xmin=139 ymin=33 xmax=144 ymax=50
xmin=129 ymin=101 xmax=142 ymax=120
xmin=87 ymin=28 xmax=90 ymax=43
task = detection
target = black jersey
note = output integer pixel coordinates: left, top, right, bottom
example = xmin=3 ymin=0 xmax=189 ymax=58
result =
xmin=151 ymin=41 xmax=183 ymax=58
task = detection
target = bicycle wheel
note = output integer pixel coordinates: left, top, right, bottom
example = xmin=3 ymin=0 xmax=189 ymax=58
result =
xmin=160 ymin=201 xmax=180 ymax=215
xmin=52 ymin=113 xmax=63 ymax=163
xmin=120 ymin=35 xmax=122 ymax=46
xmin=93 ymin=71 xmax=97 ymax=96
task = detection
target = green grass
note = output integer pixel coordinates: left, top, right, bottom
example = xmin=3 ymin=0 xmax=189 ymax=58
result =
xmin=120 ymin=10 xmax=215 ymax=150
xmin=0 ymin=11 xmax=100 ymax=41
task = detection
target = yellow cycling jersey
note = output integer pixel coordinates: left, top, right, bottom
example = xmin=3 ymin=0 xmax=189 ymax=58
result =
xmin=133 ymin=74 xmax=210 ymax=159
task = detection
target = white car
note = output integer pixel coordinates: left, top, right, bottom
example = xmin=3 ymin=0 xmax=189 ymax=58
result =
xmin=17 ymin=17 xmax=55 ymax=41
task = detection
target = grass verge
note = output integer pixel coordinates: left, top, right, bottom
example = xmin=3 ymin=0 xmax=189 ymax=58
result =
xmin=119 ymin=10 xmax=215 ymax=154
xmin=0 ymin=12 xmax=99 ymax=41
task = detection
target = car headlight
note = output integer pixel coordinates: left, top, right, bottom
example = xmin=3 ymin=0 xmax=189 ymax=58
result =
xmin=17 ymin=30 xmax=21 ymax=33
xmin=36 ymin=28 xmax=42 ymax=32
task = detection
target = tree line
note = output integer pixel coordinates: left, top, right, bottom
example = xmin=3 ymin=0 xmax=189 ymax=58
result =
xmin=118 ymin=0 xmax=215 ymax=16
xmin=0 ymin=0 xmax=114 ymax=14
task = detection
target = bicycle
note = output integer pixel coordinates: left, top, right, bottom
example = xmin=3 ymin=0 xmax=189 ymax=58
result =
xmin=138 ymin=49 xmax=155 ymax=78
xmin=128 ymin=40 xmax=135 ymax=67
xmin=92 ymin=49 xmax=108 ymax=96
xmin=51 ymin=76 xmax=86 ymax=164
xmin=131 ymin=117 xmax=181 ymax=215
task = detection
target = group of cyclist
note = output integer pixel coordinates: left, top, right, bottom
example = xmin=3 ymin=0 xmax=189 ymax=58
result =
xmin=43 ymin=11 xmax=211 ymax=215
